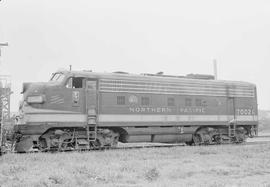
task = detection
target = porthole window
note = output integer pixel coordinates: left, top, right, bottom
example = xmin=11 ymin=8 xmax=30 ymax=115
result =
xmin=195 ymin=98 xmax=202 ymax=106
xmin=141 ymin=97 xmax=150 ymax=106
xmin=202 ymin=100 xmax=207 ymax=107
xmin=117 ymin=96 xmax=125 ymax=105
xmin=185 ymin=98 xmax=192 ymax=106
xmin=167 ymin=97 xmax=175 ymax=106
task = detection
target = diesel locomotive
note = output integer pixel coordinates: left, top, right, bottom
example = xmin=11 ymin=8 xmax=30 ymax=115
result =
xmin=14 ymin=70 xmax=258 ymax=152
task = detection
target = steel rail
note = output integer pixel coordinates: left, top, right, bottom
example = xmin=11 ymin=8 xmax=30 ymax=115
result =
xmin=1 ymin=136 xmax=270 ymax=154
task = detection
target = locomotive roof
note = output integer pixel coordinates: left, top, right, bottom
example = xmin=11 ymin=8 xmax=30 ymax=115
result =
xmin=59 ymin=70 xmax=256 ymax=88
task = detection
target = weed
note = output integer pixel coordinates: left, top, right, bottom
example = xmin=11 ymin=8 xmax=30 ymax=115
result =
xmin=1 ymin=143 xmax=270 ymax=186
xmin=144 ymin=167 xmax=160 ymax=182
xmin=198 ymin=151 xmax=217 ymax=155
xmin=48 ymin=175 xmax=64 ymax=184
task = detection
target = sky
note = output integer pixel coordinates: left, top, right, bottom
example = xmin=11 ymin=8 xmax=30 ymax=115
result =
xmin=0 ymin=0 xmax=270 ymax=111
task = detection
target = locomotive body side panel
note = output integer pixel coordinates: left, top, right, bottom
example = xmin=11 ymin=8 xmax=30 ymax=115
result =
xmin=97 ymin=77 xmax=258 ymax=128
xmin=98 ymin=93 xmax=257 ymax=127
xmin=16 ymin=72 xmax=258 ymax=132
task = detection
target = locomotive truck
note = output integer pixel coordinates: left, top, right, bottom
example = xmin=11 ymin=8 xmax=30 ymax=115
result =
xmin=14 ymin=70 xmax=258 ymax=152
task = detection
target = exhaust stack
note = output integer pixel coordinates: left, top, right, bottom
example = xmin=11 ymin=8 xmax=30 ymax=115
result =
xmin=213 ymin=59 xmax=217 ymax=80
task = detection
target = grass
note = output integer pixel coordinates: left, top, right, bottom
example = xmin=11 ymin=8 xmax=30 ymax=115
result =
xmin=0 ymin=143 xmax=270 ymax=187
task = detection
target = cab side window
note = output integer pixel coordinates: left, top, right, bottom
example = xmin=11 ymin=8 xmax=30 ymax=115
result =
xmin=66 ymin=77 xmax=83 ymax=88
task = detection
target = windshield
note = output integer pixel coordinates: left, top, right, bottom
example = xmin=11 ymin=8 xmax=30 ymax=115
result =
xmin=49 ymin=73 xmax=65 ymax=82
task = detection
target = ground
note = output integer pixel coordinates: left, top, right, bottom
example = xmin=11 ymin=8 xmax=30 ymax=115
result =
xmin=0 ymin=141 xmax=270 ymax=187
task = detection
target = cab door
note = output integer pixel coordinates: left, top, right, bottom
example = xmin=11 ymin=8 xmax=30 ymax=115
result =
xmin=65 ymin=77 xmax=85 ymax=113
xmin=227 ymin=97 xmax=236 ymax=123
xmin=85 ymin=79 xmax=98 ymax=125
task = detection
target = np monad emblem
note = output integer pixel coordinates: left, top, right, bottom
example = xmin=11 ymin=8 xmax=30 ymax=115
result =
xmin=128 ymin=95 xmax=138 ymax=104
xmin=72 ymin=91 xmax=80 ymax=103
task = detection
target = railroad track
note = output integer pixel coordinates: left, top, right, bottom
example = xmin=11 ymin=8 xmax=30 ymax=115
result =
xmin=114 ymin=135 xmax=270 ymax=150
xmin=2 ymin=136 xmax=270 ymax=154
xmin=83 ymin=137 xmax=270 ymax=152
xmin=95 ymin=140 xmax=270 ymax=152
xmin=114 ymin=142 xmax=186 ymax=150
xmin=116 ymin=138 xmax=270 ymax=150
xmin=251 ymin=135 xmax=270 ymax=138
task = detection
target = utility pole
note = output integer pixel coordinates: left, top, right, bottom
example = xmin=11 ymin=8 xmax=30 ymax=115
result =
xmin=0 ymin=43 xmax=8 ymax=57
xmin=0 ymin=42 xmax=9 ymax=153
xmin=0 ymin=42 xmax=11 ymax=122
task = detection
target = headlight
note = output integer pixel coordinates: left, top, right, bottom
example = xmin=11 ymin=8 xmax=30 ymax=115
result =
xmin=27 ymin=95 xmax=45 ymax=104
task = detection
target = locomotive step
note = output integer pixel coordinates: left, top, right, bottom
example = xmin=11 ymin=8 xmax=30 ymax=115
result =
xmin=76 ymin=139 xmax=90 ymax=149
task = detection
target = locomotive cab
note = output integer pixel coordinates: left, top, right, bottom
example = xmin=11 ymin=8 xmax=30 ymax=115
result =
xmin=15 ymin=71 xmax=106 ymax=152
xmin=19 ymin=71 xmax=97 ymax=114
